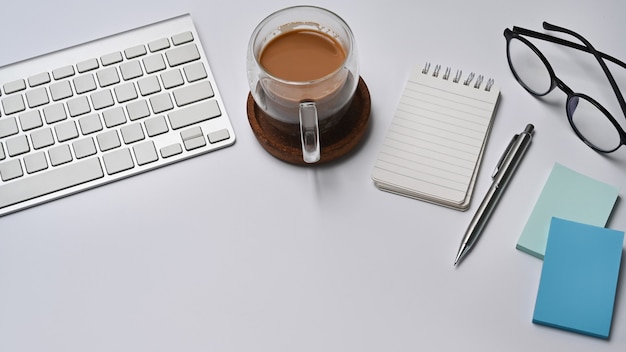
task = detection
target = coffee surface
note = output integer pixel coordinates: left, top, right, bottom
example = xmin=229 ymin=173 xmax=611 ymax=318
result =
xmin=260 ymin=29 xmax=346 ymax=82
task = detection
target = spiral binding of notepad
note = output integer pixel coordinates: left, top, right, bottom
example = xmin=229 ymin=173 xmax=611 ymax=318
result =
xmin=421 ymin=62 xmax=495 ymax=92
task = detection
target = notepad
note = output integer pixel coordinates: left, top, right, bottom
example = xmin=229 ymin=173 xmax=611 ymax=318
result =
xmin=533 ymin=217 xmax=624 ymax=339
xmin=516 ymin=163 xmax=619 ymax=259
xmin=371 ymin=63 xmax=500 ymax=210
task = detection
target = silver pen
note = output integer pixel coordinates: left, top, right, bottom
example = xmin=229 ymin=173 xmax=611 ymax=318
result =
xmin=454 ymin=124 xmax=534 ymax=266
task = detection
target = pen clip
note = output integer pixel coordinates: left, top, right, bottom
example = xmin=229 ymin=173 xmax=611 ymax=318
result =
xmin=492 ymin=134 xmax=518 ymax=179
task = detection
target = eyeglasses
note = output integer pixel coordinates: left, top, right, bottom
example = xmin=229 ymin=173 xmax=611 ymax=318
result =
xmin=504 ymin=22 xmax=626 ymax=153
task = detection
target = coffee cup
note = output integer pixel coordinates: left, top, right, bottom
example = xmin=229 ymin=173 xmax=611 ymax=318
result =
xmin=247 ymin=5 xmax=359 ymax=163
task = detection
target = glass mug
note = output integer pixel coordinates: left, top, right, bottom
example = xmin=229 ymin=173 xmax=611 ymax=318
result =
xmin=247 ymin=5 xmax=359 ymax=163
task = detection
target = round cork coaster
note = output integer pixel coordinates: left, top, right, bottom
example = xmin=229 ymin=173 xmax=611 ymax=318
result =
xmin=247 ymin=76 xmax=371 ymax=165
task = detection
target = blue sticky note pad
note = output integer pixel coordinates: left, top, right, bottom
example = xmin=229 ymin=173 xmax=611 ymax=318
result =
xmin=533 ymin=218 xmax=624 ymax=339
xmin=517 ymin=163 xmax=618 ymax=259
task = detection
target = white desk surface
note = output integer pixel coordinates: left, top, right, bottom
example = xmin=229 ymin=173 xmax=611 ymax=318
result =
xmin=1 ymin=0 xmax=626 ymax=351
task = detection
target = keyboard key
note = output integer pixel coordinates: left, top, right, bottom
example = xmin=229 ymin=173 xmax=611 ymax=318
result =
xmin=6 ymin=135 xmax=30 ymax=157
xmin=50 ymin=80 xmax=73 ymax=101
xmin=120 ymin=123 xmax=145 ymax=144
xmin=91 ymin=89 xmax=115 ymax=110
xmin=67 ymin=96 xmax=91 ymax=117
xmin=0 ymin=157 xmax=104 ymax=210
xmin=132 ymin=140 xmax=158 ymax=165
xmin=172 ymin=31 xmax=194 ymax=45
xmin=124 ymin=44 xmax=147 ymax=59
xmin=161 ymin=69 xmax=184 ymax=90
xmin=0 ymin=159 xmax=23 ymax=181
xmin=31 ymin=128 xmax=55 ymax=149
xmin=126 ymin=100 xmax=150 ymax=121
xmin=19 ymin=110 xmax=43 ymax=131
xmin=76 ymin=58 xmax=99 ymax=73
xmin=43 ymin=103 xmax=68 ymax=124
xmin=137 ymin=76 xmax=161 ymax=96
xmin=167 ymin=99 xmax=221 ymax=130
xmin=160 ymin=143 xmax=182 ymax=158
xmin=72 ymin=137 xmax=97 ymax=159
xmin=54 ymin=120 xmax=79 ymax=142
xmin=28 ymin=72 xmax=51 ymax=87
xmin=208 ymin=128 xmax=231 ymax=144
xmin=2 ymin=94 xmax=26 ymax=115
xmin=74 ymin=73 xmax=97 ymax=94
xmin=52 ymin=66 xmax=75 ymax=80
xmin=148 ymin=38 xmax=170 ymax=52
xmin=183 ymin=62 xmax=207 ymax=82
xmin=0 ymin=143 xmax=5 ymax=160
xmin=181 ymin=126 xmax=206 ymax=151
xmin=114 ymin=82 xmax=138 ymax=103
xmin=101 ymin=51 xmax=123 ymax=66
xmin=78 ymin=113 xmax=103 ymax=135
xmin=149 ymin=93 xmax=173 ymax=113
xmin=102 ymin=107 xmax=127 ymax=128
xmin=103 ymin=148 xmax=134 ymax=175
xmin=91 ymin=90 xmax=116 ymax=112
xmin=0 ymin=116 xmax=19 ymax=138
xmin=172 ymin=81 xmax=214 ymax=107
xmin=3 ymin=79 xmax=26 ymax=94
xmin=24 ymin=151 xmax=48 ymax=174
xmin=143 ymin=54 xmax=166 ymax=74
xmin=120 ymin=60 xmax=143 ymax=80
xmin=97 ymin=67 xmax=120 ymax=87
xmin=165 ymin=43 xmax=200 ymax=67
xmin=25 ymin=87 xmax=50 ymax=108
xmin=49 ymin=144 xmax=73 ymax=166
xmin=96 ymin=130 xmax=121 ymax=151
xmin=144 ymin=115 xmax=168 ymax=137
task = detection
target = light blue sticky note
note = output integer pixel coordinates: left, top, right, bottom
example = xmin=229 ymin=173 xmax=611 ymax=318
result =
xmin=533 ymin=217 xmax=624 ymax=339
xmin=516 ymin=163 xmax=618 ymax=259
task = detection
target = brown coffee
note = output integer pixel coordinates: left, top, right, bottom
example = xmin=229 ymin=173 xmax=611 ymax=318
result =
xmin=259 ymin=29 xmax=346 ymax=82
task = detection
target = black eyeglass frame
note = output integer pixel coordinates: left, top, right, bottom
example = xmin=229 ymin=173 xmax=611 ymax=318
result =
xmin=504 ymin=22 xmax=626 ymax=153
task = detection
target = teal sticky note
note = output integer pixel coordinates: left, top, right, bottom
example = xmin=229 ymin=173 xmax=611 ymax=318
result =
xmin=533 ymin=217 xmax=624 ymax=339
xmin=516 ymin=163 xmax=618 ymax=259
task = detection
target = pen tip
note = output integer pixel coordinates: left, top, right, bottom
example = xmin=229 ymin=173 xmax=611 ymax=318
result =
xmin=454 ymin=246 xmax=465 ymax=266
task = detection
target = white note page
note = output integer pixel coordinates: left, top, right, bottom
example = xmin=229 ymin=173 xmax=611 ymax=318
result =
xmin=372 ymin=64 xmax=500 ymax=209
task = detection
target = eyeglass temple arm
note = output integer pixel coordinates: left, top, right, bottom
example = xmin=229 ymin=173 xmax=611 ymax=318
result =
xmin=513 ymin=22 xmax=626 ymax=119
xmin=540 ymin=22 xmax=626 ymax=119
xmin=512 ymin=26 xmax=626 ymax=69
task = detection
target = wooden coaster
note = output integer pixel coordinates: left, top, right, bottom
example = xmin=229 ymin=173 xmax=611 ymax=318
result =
xmin=247 ymin=76 xmax=371 ymax=165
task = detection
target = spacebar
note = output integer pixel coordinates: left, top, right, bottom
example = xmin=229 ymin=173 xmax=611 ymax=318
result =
xmin=0 ymin=157 xmax=104 ymax=209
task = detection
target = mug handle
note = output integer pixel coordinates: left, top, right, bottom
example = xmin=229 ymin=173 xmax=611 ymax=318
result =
xmin=299 ymin=101 xmax=320 ymax=163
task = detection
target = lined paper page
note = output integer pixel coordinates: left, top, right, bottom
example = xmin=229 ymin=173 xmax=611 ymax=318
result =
xmin=372 ymin=65 xmax=500 ymax=209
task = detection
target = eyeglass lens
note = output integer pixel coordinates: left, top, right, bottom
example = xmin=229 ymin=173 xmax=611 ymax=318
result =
xmin=508 ymin=36 xmax=622 ymax=152
xmin=507 ymin=38 xmax=552 ymax=95
xmin=567 ymin=96 xmax=621 ymax=152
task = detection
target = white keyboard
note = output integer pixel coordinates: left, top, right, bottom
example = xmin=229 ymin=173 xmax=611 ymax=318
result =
xmin=0 ymin=14 xmax=236 ymax=216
